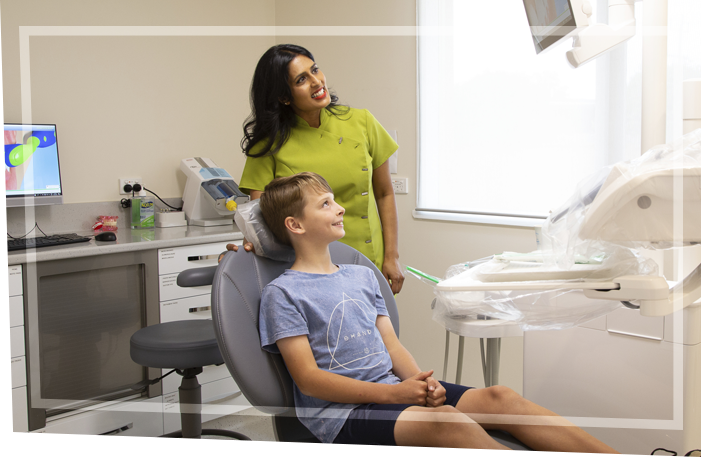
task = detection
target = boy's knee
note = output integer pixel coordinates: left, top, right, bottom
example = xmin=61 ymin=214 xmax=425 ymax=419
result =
xmin=424 ymin=406 xmax=474 ymax=435
xmin=485 ymin=385 xmax=521 ymax=404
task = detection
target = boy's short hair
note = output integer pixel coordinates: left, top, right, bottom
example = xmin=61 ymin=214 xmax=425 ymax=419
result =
xmin=259 ymin=172 xmax=334 ymax=246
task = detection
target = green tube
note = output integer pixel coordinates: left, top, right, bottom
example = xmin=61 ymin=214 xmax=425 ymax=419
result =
xmin=406 ymin=266 xmax=440 ymax=284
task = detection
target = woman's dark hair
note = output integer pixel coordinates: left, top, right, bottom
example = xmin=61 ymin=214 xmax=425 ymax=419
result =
xmin=241 ymin=44 xmax=349 ymax=158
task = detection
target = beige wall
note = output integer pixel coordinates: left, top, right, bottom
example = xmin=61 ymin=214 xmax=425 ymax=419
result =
xmin=1 ymin=0 xmax=276 ymax=203
xmin=2 ymin=0 xmax=536 ymax=392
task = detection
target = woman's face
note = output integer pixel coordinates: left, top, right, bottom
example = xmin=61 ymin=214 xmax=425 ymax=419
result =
xmin=285 ymin=55 xmax=330 ymax=116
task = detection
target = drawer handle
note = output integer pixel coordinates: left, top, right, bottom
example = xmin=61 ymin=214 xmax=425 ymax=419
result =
xmin=189 ymin=306 xmax=211 ymax=314
xmin=68 ymin=422 xmax=134 ymax=446
xmin=187 ymin=254 xmax=220 ymax=261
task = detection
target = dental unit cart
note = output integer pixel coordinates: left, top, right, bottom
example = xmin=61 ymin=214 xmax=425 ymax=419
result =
xmin=430 ymin=131 xmax=701 ymax=455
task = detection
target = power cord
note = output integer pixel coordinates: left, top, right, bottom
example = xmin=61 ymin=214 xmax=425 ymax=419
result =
xmin=651 ymin=448 xmax=701 ymax=456
xmin=119 ymin=184 xmax=182 ymax=211
xmin=143 ymin=187 xmax=182 ymax=211
xmin=7 ymin=222 xmax=48 ymax=239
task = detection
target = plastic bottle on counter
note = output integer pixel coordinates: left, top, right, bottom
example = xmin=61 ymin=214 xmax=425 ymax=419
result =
xmin=131 ymin=190 xmax=155 ymax=229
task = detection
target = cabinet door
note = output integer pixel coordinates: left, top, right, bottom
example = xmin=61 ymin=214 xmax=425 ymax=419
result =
xmin=32 ymin=397 xmax=164 ymax=437
xmin=10 ymin=326 xmax=25 ymax=358
xmin=9 ymin=296 xmax=24 ymax=328
xmin=12 ymin=387 xmax=28 ymax=432
xmin=160 ymin=295 xmax=213 ymax=322
xmin=11 ymin=356 xmax=27 ymax=388
xmin=8 ymin=265 xmax=23 ymax=296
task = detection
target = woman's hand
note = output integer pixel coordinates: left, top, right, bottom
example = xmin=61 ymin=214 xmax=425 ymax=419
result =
xmin=392 ymin=370 xmax=433 ymax=405
xmin=218 ymin=238 xmax=255 ymax=262
xmin=383 ymin=256 xmax=405 ymax=294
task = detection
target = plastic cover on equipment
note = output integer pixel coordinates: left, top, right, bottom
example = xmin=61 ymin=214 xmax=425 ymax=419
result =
xmin=415 ymin=129 xmax=701 ymax=333
xmin=233 ymin=199 xmax=295 ymax=262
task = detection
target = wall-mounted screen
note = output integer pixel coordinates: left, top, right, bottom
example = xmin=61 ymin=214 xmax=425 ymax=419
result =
xmin=523 ymin=0 xmax=578 ymax=54
xmin=5 ymin=124 xmax=63 ymax=207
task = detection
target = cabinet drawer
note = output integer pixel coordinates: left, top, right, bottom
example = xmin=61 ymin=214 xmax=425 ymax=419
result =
xmin=34 ymin=396 xmax=164 ymax=437
xmin=12 ymin=386 xmax=28 ymax=432
xmin=10 ymin=295 xmax=24 ymax=328
xmin=159 ymin=273 xmax=211 ymax=301
xmin=162 ymin=362 xmax=234 ymax=395
xmin=158 ymin=240 xmax=241 ymax=275
xmin=163 ymin=376 xmax=247 ymax=435
xmin=0 ymin=433 xmax=29 ymax=457
xmin=8 ymin=265 xmax=22 ymax=297
xmin=10 ymin=326 xmax=25 ymax=358
xmin=11 ymin=356 xmax=26 ymax=388
xmin=160 ymin=295 xmax=213 ymax=323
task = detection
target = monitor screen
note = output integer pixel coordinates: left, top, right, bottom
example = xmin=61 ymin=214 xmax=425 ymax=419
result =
xmin=4 ymin=124 xmax=63 ymax=207
xmin=523 ymin=0 xmax=577 ymax=54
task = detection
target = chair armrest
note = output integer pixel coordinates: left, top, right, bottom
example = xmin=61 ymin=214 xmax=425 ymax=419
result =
xmin=177 ymin=266 xmax=218 ymax=287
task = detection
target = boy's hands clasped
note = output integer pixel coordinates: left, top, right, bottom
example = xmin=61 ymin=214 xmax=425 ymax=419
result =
xmin=394 ymin=370 xmax=446 ymax=407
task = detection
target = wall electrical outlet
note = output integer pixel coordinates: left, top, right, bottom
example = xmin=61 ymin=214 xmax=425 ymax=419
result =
xmin=391 ymin=177 xmax=408 ymax=194
xmin=119 ymin=177 xmax=142 ymax=195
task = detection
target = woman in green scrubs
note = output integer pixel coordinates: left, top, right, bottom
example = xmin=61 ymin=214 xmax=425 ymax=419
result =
xmin=226 ymin=44 xmax=404 ymax=294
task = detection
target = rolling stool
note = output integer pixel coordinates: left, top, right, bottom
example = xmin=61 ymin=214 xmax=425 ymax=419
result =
xmin=130 ymin=319 xmax=251 ymax=439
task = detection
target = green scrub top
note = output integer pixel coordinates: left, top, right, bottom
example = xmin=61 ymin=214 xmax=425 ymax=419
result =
xmin=239 ymin=107 xmax=398 ymax=270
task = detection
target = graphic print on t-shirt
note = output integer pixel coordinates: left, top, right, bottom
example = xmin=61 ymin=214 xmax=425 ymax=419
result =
xmin=327 ymin=292 xmax=386 ymax=371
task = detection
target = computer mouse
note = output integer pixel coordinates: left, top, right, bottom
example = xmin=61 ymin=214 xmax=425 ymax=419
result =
xmin=95 ymin=232 xmax=117 ymax=242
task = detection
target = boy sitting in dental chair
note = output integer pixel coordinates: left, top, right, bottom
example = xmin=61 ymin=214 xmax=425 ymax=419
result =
xmin=257 ymin=171 xmax=618 ymax=452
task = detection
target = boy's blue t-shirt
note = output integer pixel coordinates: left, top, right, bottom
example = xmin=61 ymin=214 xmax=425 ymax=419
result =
xmin=258 ymin=264 xmax=401 ymax=443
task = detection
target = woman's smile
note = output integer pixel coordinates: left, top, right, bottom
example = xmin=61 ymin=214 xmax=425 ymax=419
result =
xmin=287 ymin=55 xmax=331 ymax=126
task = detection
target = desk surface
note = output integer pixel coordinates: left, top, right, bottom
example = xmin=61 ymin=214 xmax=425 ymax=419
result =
xmin=7 ymin=225 xmax=243 ymax=264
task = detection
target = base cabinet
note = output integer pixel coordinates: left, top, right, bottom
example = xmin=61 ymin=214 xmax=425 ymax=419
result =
xmin=31 ymin=396 xmax=164 ymax=437
xmin=10 ymin=237 xmax=252 ymax=437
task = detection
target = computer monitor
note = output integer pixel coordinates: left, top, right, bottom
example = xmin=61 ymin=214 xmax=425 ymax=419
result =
xmin=522 ymin=0 xmax=590 ymax=54
xmin=4 ymin=124 xmax=64 ymax=207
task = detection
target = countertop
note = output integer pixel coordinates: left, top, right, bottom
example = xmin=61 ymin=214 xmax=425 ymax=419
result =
xmin=7 ymin=224 xmax=244 ymax=264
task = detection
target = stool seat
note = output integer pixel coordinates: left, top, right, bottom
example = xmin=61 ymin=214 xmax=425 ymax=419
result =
xmin=130 ymin=320 xmax=223 ymax=369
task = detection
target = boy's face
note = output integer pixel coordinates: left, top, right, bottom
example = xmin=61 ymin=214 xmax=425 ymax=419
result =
xmin=296 ymin=188 xmax=345 ymax=243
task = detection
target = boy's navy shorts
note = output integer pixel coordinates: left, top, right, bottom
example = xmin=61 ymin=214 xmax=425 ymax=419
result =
xmin=332 ymin=381 xmax=472 ymax=446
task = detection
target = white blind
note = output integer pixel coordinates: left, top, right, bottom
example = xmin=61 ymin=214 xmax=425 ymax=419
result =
xmin=417 ymin=0 xmax=643 ymax=219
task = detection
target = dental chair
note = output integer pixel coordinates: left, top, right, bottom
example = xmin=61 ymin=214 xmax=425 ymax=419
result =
xmin=176 ymin=240 xmax=531 ymax=450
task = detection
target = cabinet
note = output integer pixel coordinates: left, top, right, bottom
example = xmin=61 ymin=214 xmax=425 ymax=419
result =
xmin=0 ymin=265 xmax=29 ymax=457
xmin=8 ymin=233 xmax=249 ymax=437
xmin=158 ymin=240 xmax=251 ymax=434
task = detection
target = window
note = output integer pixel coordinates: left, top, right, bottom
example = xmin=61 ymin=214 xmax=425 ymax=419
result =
xmin=417 ymin=0 xmax=644 ymax=224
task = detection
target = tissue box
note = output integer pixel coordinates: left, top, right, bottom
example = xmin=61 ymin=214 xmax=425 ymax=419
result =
xmin=155 ymin=211 xmax=187 ymax=228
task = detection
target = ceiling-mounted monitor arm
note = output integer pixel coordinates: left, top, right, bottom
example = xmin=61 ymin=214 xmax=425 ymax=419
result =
xmin=566 ymin=0 xmax=643 ymax=68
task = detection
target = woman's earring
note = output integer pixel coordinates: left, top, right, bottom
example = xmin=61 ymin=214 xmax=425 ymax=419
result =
xmin=285 ymin=101 xmax=290 ymax=105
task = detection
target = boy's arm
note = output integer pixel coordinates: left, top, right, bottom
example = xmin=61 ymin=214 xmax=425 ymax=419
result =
xmin=376 ymin=315 xmax=447 ymax=407
xmin=276 ymin=334 xmax=432 ymax=406
xmin=375 ymin=315 xmax=422 ymax=381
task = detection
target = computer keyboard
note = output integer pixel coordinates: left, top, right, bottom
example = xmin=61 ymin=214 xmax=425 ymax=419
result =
xmin=7 ymin=233 xmax=91 ymax=251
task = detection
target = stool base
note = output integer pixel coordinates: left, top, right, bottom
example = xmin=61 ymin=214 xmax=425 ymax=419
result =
xmin=129 ymin=429 xmax=260 ymax=457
